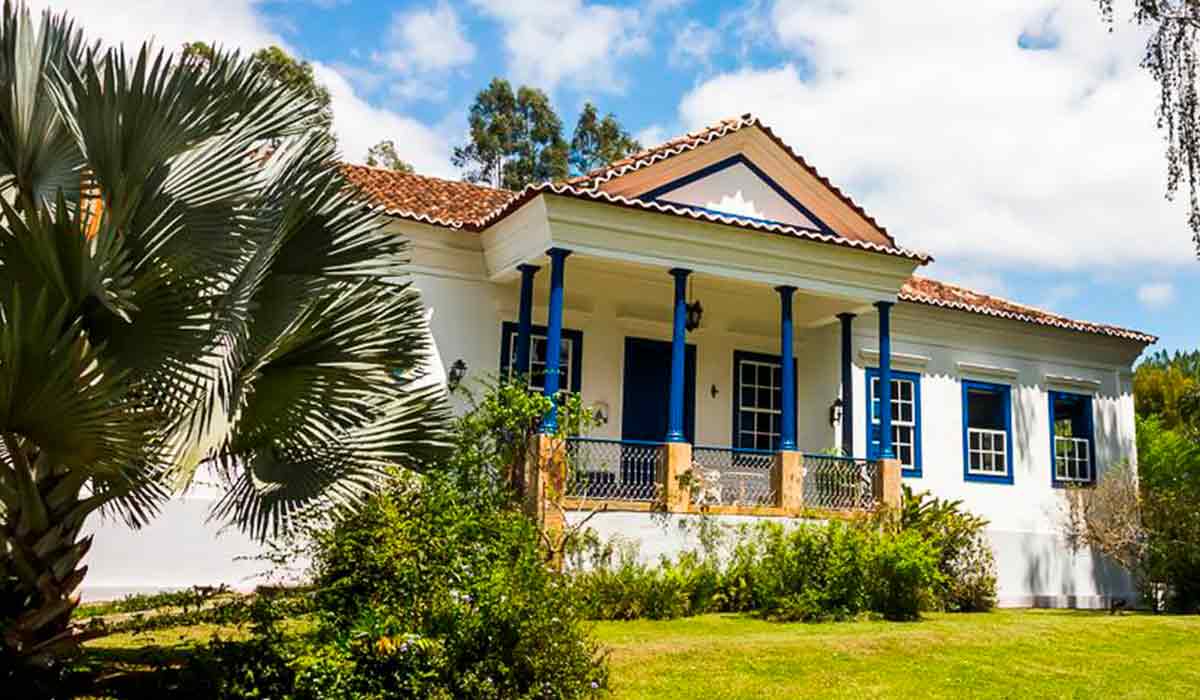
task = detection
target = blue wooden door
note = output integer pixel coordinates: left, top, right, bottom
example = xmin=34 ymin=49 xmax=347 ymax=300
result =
xmin=621 ymin=336 xmax=696 ymax=443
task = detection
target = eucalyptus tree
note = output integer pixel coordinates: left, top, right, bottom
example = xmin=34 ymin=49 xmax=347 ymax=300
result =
xmin=1100 ymin=0 xmax=1200 ymax=255
xmin=0 ymin=4 xmax=450 ymax=666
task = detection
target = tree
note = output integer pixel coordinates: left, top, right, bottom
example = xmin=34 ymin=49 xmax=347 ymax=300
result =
xmin=183 ymin=41 xmax=334 ymax=138
xmin=1099 ymin=1 xmax=1200 ymax=254
xmin=452 ymin=78 xmax=569 ymax=190
xmin=1134 ymin=349 xmax=1200 ymax=433
xmin=0 ymin=5 xmax=449 ymax=669
xmin=366 ymin=140 xmax=414 ymax=173
xmin=570 ymin=102 xmax=641 ymax=176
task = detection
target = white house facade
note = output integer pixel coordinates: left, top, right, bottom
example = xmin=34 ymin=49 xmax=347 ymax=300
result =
xmin=82 ymin=115 xmax=1152 ymax=607
xmin=350 ymin=115 xmax=1152 ymax=608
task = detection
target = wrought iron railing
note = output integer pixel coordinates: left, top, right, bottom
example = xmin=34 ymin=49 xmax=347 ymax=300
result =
xmin=691 ymin=446 xmax=777 ymax=507
xmin=565 ymin=437 xmax=663 ymax=502
xmin=802 ymin=454 xmax=882 ymax=511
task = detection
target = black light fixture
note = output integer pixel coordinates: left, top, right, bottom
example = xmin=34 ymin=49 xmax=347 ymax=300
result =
xmin=447 ymin=359 xmax=468 ymax=393
xmin=685 ymin=300 xmax=703 ymax=331
xmin=685 ymin=276 xmax=703 ymax=331
xmin=828 ymin=397 xmax=843 ymax=427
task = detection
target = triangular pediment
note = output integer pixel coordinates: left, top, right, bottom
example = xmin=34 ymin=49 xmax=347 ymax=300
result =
xmin=639 ymin=155 xmax=828 ymax=231
xmin=579 ymin=117 xmax=895 ymax=248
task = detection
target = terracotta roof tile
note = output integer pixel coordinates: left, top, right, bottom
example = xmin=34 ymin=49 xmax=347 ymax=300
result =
xmin=900 ymin=276 xmax=1156 ymax=344
xmin=342 ymin=163 xmax=514 ymax=229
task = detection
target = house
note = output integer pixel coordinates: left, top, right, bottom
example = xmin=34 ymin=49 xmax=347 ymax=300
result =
xmin=344 ymin=114 xmax=1154 ymax=609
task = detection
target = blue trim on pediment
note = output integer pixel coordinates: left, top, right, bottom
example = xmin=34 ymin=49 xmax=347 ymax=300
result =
xmin=637 ymin=154 xmax=837 ymax=236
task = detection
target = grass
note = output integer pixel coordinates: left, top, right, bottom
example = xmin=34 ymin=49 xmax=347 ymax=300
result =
xmin=592 ymin=610 xmax=1200 ymax=699
xmin=84 ymin=609 xmax=1200 ymax=698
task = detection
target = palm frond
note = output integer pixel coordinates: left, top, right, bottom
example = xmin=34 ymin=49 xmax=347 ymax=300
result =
xmin=0 ymin=3 xmax=88 ymax=211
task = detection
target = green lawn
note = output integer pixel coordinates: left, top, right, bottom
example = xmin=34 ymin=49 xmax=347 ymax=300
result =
xmin=593 ymin=610 xmax=1200 ymax=699
xmin=85 ymin=609 xmax=1200 ymax=698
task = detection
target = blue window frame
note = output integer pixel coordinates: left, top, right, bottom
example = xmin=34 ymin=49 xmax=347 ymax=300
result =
xmin=961 ymin=380 xmax=1014 ymax=484
xmin=499 ymin=322 xmax=583 ymax=393
xmin=1049 ymin=391 xmax=1095 ymax=486
xmin=866 ymin=368 xmax=922 ymax=477
xmin=732 ymin=350 xmax=796 ymax=452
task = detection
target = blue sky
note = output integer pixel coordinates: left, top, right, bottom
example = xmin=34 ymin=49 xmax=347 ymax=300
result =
xmin=44 ymin=0 xmax=1200 ymax=357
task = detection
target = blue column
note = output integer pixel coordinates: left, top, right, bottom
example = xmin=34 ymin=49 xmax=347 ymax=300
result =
xmin=776 ymin=286 xmax=797 ymax=451
xmin=667 ymin=268 xmax=691 ymax=443
xmin=540 ymin=249 xmax=570 ymax=433
xmin=875 ymin=301 xmax=895 ymax=459
xmin=837 ymin=313 xmax=855 ymax=456
xmin=515 ymin=264 xmax=539 ymax=379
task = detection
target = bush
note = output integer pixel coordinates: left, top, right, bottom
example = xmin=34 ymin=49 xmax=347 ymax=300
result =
xmin=302 ymin=473 xmax=608 ymax=699
xmin=569 ymin=519 xmax=942 ymax=623
xmin=568 ymin=544 xmax=722 ymax=621
xmin=900 ymin=486 xmax=998 ymax=612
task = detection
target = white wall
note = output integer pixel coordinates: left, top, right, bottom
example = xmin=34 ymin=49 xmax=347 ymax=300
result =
xmin=82 ymin=219 xmax=1144 ymax=606
xmin=410 ymin=240 xmax=1145 ymax=607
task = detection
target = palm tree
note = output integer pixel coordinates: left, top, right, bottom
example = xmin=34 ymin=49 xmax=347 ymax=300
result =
xmin=0 ymin=3 xmax=450 ymax=666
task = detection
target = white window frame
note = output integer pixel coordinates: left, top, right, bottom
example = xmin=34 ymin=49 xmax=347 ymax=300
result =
xmin=736 ymin=355 xmax=782 ymax=452
xmin=967 ymin=427 xmax=1008 ymax=476
xmin=1054 ymin=436 xmax=1092 ymax=484
xmin=870 ymin=375 xmax=918 ymax=471
xmin=962 ymin=380 xmax=1013 ymax=483
xmin=505 ymin=330 xmax=575 ymax=393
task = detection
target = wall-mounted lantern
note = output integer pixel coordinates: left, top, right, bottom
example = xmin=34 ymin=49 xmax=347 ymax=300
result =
xmin=447 ymin=359 xmax=468 ymax=393
xmin=828 ymin=397 xmax=843 ymax=427
xmin=685 ymin=300 xmax=703 ymax=331
xmin=593 ymin=401 xmax=610 ymax=425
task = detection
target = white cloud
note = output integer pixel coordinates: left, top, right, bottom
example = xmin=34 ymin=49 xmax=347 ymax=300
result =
xmin=635 ymin=124 xmax=668 ymax=150
xmin=468 ymin=0 xmax=647 ymax=93
xmin=1040 ymin=283 xmax=1081 ymax=311
xmin=923 ymin=263 xmax=1011 ymax=299
xmin=669 ymin=21 xmax=720 ymax=70
xmin=315 ymin=64 xmax=455 ymax=176
xmin=30 ymin=0 xmax=454 ymax=175
xmin=378 ymin=1 xmax=475 ymax=74
xmin=1137 ymin=282 xmax=1176 ymax=308
xmin=675 ymin=0 xmax=1195 ymax=270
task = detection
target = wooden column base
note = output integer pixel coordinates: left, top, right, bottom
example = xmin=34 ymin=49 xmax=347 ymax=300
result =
xmin=775 ymin=451 xmax=804 ymax=512
xmin=664 ymin=442 xmax=692 ymax=513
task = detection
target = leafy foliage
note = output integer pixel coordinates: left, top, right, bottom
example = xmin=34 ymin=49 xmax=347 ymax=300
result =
xmin=1098 ymin=1 xmax=1200 ymax=252
xmin=1135 ymin=349 xmax=1200 ymax=434
xmin=569 ymin=102 xmax=641 ymax=176
xmin=452 ymin=78 xmax=569 ymax=190
xmin=570 ymin=519 xmax=943 ymax=623
xmin=365 ymin=139 xmax=414 ymax=173
xmin=0 ymin=3 xmax=449 ymax=669
xmin=182 ymin=41 xmax=333 ymax=139
xmin=1137 ymin=415 xmax=1200 ymax=611
xmin=899 ymin=486 xmax=998 ymax=612
xmin=453 ymin=78 xmax=641 ymax=189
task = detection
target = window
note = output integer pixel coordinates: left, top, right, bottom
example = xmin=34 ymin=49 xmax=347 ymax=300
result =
xmin=962 ymin=380 xmax=1014 ymax=484
xmin=499 ymin=322 xmax=583 ymax=393
xmin=1050 ymin=391 xmax=1095 ymax=485
xmin=733 ymin=351 xmax=795 ymax=452
xmin=866 ymin=368 xmax=922 ymax=476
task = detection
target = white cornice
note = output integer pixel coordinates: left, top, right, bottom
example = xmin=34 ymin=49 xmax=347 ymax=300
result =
xmin=859 ymin=348 xmax=930 ymax=371
xmin=1044 ymin=373 xmax=1103 ymax=393
xmin=957 ymin=361 xmax=1020 ymax=381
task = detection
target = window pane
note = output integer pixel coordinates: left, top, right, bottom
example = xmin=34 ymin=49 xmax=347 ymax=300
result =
xmin=967 ymin=388 xmax=1005 ymax=430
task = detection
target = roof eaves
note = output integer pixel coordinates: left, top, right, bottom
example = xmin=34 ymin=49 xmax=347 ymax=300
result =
xmin=898 ymin=288 xmax=1157 ymax=344
xmin=477 ymin=182 xmax=933 ymax=264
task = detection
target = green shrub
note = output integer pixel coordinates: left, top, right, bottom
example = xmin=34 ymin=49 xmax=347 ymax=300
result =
xmin=867 ymin=529 xmax=942 ymax=620
xmin=900 ymin=486 xmax=998 ymax=612
xmin=569 ymin=519 xmax=942 ymax=623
